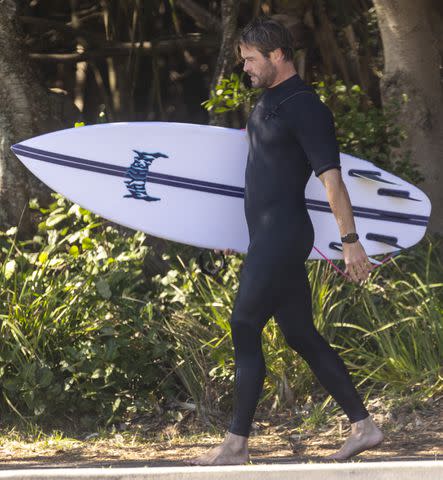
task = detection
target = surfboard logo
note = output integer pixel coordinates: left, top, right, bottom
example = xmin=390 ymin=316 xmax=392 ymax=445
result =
xmin=124 ymin=150 xmax=168 ymax=202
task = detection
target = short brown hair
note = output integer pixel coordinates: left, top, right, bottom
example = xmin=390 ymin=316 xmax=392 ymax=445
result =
xmin=235 ymin=16 xmax=295 ymax=63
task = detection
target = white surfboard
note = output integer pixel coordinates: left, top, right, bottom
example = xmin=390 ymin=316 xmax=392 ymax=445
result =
xmin=10 ymin=122 xmax=431 ymax=260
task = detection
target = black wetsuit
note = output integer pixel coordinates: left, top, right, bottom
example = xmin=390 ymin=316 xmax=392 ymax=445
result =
xmin=228 ymin=73 xmax=369 ymax=437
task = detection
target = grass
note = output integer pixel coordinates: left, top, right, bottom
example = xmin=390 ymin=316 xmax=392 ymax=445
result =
xmin=0 ymin=388 xmax=439 ymax=468
xmin=0 ymin=194 xmax=441 ymax=433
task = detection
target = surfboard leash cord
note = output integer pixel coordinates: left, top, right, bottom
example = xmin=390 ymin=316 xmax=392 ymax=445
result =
xmin=312 ymin=244 xmax=402 ymax=281
xmin=197 ymin=245 xmax=400 ymax=283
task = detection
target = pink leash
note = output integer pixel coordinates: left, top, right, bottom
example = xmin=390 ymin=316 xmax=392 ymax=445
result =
xmin=312 ymin=245 xmax=399 ymax=280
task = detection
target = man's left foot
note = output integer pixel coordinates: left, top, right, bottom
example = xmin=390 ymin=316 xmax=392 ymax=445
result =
xmin=184 ymin=432 xmax=250 ymax=466
xmin=325 ymin=415 xmax=384 ymax=460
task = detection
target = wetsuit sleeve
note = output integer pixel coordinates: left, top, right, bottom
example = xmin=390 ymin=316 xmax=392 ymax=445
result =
xmin=288 ymin=94 xmax=341 ymax=177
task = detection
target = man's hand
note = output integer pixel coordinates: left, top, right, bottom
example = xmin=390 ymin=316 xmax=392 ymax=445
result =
xmin=214 ymin=248 xmax=235 ymax=255
xmin=342 ymin=241 xmax=372 ymax=283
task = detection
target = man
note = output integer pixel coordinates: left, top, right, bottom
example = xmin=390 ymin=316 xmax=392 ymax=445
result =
xmin=185 ymin=16 xmax=384 ymax=466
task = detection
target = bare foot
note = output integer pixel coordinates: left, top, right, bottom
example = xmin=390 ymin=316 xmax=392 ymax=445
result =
xmin=325 ymin=415 xmax=384 ymax=461
xmin=184 ymin=432 xmax=250 ymax=466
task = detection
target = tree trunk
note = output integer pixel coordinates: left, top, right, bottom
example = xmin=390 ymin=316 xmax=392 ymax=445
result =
xmin=0 ymin=0 xmax=79 ymax=235
xmin=373 ymin=0 xmax=443 ymax=235
xmin=208 ymin=0 xmax=240 ymax=126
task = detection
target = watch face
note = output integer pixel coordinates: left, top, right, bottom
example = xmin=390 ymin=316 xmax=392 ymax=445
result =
xmin=342 ymin=233 xmax=359 ymax=243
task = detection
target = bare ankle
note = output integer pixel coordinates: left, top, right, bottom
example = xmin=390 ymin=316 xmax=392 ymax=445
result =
xmin=224 ymin=431 xmax=249 ymax=451
xmin=350 ymin=415 xmax=380 ymax=435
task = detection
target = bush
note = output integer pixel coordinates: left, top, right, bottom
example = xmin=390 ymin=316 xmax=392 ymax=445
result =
xmin=1 ymin=77 xmax=440 ymax=432
xmin=148 ymin=235 xmax=443 ymax=416
xmin=0 ymin=194 xmax=177 ymax=427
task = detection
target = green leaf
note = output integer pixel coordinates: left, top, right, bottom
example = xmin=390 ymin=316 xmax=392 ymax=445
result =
xmin=37 ymin=367 xmax=54 ymax=388
xmin=3 ymin=378 xmax=19 ymax=392
xmin=29 ymin=198 xmax=40 ymax=210
xmin=34 ymin=403 xmax=46 ymax=416
xmin=38 ymin=251 xmax=49 ymax=264
xmin=4 ymin=260 xmax=17 ymax=280
xmin=96 ymin=278 xmax=112 ymax=299
xmin=46 ymin=214 xmax=68 ymax=227
xmin=5 ymin=227 xmax=18 ymax=236
xmin=112 ymin=397 xmax=121 ymax=413
xmin=81 ymin=237 xmax=94 ymax=250
xmin=214 ymin=107 xmax=230 ymax=113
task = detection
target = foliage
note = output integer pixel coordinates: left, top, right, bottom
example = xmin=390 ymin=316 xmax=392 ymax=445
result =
xmin=0 ymin=195 xmax=441 ymax=430
xmin=202 ymin=75 xmax=424 ymax=184
xmin=201 ymin=72 xmax=262 ymax=114
xmin=314 ymin=79 xmax=424 ymax=184
xmin=197 ymin=74 xmax=439 ymax=415
xmin=0 ymin=77 xmax=440 ymax=430
xmin=150 ymin=236 xmax=442 ymax=418
xmin=0 ymin=194 xmax=177 ymax=427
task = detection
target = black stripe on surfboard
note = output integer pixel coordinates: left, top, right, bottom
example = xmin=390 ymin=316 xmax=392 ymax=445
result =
xmin=12 ymin=144 xmax=244 ymax=195
xmin=305 ymin=201 xmax=428 ymax=227
xmin=306 ymin=198 xmax=428 ymax=224
xmin=12 ymin=144 xmax=429 ymax=227
xmin=11 ymin=146 xmax=244 ymax=199
xmin=13 ymin=144 xmax=428 ymax=218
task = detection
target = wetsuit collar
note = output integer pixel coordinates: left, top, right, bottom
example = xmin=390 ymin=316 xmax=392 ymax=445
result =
xmin=266 ymin=73 xmax=302 ymax=93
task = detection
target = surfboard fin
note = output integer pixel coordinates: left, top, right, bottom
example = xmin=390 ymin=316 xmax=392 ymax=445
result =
xmin=329 ymin=242 xmax=343 ymax=252
xmin=377 ymin=188 xmax=420 ymax=201
xmin=348 ymin=169 xmax=397 ymax=185
xmin=366 ymin=233 xmax=403 ymax=249
xmin=328 ymin=241 xmax=385 ymax=266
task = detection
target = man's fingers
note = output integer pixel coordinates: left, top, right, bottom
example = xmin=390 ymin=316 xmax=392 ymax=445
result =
xmin=346 ymin=263 xmax=363 ymax=283
xmin=346 ymin=259 xmax=371 ymax=283
xmin=357 ymin=258 xmax=372 ymax=280
xmin=345 ymin=263 xmax=357 ymax=282
xmin=354 ymin=263 xmax=366 ymax=281
xmin=214 ymin=248 xmax=235 ymax=255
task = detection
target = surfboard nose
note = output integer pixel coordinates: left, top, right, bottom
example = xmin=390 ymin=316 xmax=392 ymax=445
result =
xmin=10 ymin=143 xmax=23 ymax=154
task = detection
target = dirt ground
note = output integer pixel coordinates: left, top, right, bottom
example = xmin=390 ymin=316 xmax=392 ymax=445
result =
xmin=0 ymin=395 xmax=441 ymax=469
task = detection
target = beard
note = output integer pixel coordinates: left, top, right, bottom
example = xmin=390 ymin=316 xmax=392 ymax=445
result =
xmin=249 ymin=61 xmax=277 ymax=88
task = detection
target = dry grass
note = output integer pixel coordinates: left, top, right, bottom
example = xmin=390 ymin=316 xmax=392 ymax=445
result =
xmin=0 ymin=394 xmax=440 ymax=469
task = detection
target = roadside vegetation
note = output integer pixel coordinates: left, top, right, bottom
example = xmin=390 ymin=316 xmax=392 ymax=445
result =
xmin=0 ymin=78 xmax=441 ymax=445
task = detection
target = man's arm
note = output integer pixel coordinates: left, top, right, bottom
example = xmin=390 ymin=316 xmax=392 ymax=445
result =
xmin=318 ymin=168 xmax=372 ymax=283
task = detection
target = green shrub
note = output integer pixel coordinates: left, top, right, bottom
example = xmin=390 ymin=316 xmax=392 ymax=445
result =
xmin=0 ymin=194 xmax=176 ymax=427
xmin=152 ymin=235 xmax=442 ymax=418
xmin=1 ymin=76 xmax=440 ymax=433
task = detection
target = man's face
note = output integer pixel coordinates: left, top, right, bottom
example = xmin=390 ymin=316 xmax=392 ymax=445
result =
xmin=239 ymin=43 xmax=278 ymax=89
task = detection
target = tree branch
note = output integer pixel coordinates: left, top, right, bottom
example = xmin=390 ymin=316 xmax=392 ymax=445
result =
xmin=18 ymin=15 xmax=107 ymax=45
xmin=208 ymin=0 xmax=240 ymax=126
xmin=27 ymin=34 xmax=220 ymax=62
xmin=175 ymin=0 xmax=221 ymax=33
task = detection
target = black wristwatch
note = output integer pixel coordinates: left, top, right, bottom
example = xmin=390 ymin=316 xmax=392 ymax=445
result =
xmin=341 ymin=232 xmax=359 ymax=243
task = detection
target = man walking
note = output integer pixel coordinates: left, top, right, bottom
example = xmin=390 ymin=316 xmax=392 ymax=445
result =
xmin=186 ymin=16 xmax=384 ymax=466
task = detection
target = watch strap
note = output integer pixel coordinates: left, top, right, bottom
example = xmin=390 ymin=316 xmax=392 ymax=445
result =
xmin=341 ymin=233 xmax=359 ymax=243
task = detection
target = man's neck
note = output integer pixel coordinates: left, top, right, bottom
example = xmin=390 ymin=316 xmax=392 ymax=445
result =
xmin=268 ymin=66 xmax=298 ymax=89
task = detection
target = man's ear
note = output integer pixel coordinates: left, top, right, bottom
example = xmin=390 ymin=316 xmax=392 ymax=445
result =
xmin=272 ymin=47 xmax=284 ymax=62
xmin=270 ymin=48 xmax=284 ymax=63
